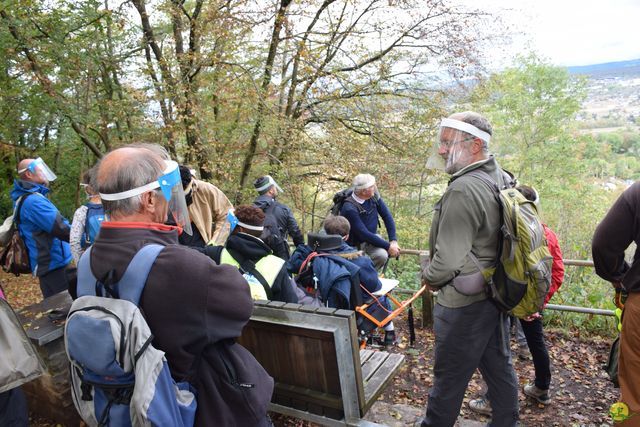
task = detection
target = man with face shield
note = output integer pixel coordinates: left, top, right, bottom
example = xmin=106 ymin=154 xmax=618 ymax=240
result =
xmin=77 ymin=146 xmax=273 ymax=426
xmin=418 ymin=112 xmax=519 ymax=426
xmin=11 ymin=157 xmax=73 ymax=298
xmin=253 ymin=175 xmax=304 ymax=260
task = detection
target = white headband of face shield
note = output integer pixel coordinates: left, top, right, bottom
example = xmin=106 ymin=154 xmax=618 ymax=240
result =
xmin=440 ymin=118 xmax=491 ymax=145
xmin=255 ymin=175 xmax=283 ymax=193
xmin=237 ymin=221 xmax=264 ymax=231
xmin=99 ymin=161 xmax=178 ymax=201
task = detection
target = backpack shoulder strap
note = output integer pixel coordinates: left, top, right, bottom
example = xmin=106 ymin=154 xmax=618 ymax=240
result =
xmin=226 ymin=247 xmax=273 ymax=300
xmin=116 ymin=244 xmax=164 ymax=305
xmin=264 ymin=201 xmax=278 ymax=216
xmin=343 ymin=195 xmax=366 ymax=214
xmin=465 ymin=169 xmax=501 ymax=193
xmin=76 ymin=246 xmax=98 ymax=298
xmin=14 ymin=193 xmax=34 ymax=225
xmin=76 ymin=244 xmax=165 ymax=304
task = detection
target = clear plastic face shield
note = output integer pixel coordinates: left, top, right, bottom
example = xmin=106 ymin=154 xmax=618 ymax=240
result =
xmin=427 ymin=118 xmax=491 ymax=174
xmin=100 ymin=160 xmax=193 ymax=235
xmin=255 ymin=175 xmax=283 ymax=194
xmin=18 ymin=157 xmax=57 ymax=182
xmin=227 ymin=209 xmax=238 ymax=234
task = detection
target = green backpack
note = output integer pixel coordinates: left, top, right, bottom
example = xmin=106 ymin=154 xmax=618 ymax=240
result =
xmin=469 ymin=170 xmax=553 ymax=318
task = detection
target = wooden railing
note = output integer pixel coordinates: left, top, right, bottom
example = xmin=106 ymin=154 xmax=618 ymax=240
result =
xmin=391 ymin=249 xmax=613 ymax=328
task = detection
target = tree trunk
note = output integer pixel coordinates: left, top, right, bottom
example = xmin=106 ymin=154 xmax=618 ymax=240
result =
xmin=237 ymin=0 xmax=292 ymax=199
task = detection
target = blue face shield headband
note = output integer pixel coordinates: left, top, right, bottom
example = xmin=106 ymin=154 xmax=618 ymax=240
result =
xmin=100 ymin=160 xmax=193 ymax=235
xmin=226 ymin=209 xmax=264 ymax=234
xmin=227 ymin=209 xmax=238 ymax=234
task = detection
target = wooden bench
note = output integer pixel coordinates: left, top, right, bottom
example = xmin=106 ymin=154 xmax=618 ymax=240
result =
xmin=238 ymin=301 xmax=405 ymax=427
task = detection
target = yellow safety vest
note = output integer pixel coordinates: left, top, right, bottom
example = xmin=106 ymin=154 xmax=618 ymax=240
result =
xmin=219 ymin=249 xmax=284 ymax=300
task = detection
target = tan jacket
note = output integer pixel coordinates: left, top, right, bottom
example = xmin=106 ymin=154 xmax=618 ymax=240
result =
xmin=186 ymin=179 xmax=233 ymax=245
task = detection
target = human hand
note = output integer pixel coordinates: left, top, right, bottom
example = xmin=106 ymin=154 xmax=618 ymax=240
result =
xmin=522 ymin=312 xmax=541 ymax=322
xmin=388 ymin=241 xmax=400 ymax=258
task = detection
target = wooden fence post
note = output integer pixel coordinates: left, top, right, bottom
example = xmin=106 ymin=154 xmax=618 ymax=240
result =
xmin=419 ymin=253 xmax=433 ymax=328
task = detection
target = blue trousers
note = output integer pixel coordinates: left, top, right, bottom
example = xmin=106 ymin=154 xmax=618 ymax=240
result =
xmin=0 ymin=387 xmax=28 ymax=427
xmin=423 ymin=299 xmax=519 ymax=427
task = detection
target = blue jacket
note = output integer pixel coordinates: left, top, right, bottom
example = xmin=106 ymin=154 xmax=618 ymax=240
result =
xmin=288 ymin=245 xmax=357 ymax=308
xmin=10 ymin=180 xmax=72 ymax=276
xmin=340 ymin=196 xmax=397 ymax=250
xmin=288 ymin=242 xmax=384 ymax=307
xmin=330 ymin=242 xmax=382 ymax=294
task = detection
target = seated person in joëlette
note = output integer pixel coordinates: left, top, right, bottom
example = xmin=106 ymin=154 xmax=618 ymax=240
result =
xmin=288 ymin=214 xmax=396 ymax=345
xmin=202 ymin=205 xmax=298 ymax=304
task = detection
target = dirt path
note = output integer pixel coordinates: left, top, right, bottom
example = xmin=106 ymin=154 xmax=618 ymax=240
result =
xmin=1 ymin=274 xmax=619 ymax=427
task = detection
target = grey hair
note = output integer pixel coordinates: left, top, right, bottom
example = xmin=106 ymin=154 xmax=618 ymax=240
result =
xmin=452 ymin=111 xmax=492 ymax=151
xmin=86 ymin=165 xmax=100 ymax=189
xmin=96 ymin=149 xmax=164 ymax=216
xmin=127 ymin=142 xmax=171 ymax=161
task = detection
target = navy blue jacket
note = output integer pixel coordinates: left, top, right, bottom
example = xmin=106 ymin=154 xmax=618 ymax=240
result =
xmin=288 ymin=242 xmax=383 ymax=307
xmin=10 ymin=180 xmax=72 ymax=276
xmin=253 ymin=195 xmax=304 ymax=246
xmin=340 ymin=196 xmax=397 ymax=249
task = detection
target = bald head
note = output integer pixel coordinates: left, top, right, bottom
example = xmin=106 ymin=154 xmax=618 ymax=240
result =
xmin=17 ymin=159 xmax=34 ymax=175
xmin=17 ymin=158 xmax=48 ymax=185
xmin=97 ymin=147 xmax=165 ymax=218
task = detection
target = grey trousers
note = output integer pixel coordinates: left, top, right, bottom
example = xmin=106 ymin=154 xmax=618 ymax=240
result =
xmin=423 ymin=299 xmax=519 ymax=427
xmin=360 ymin=239 xmax=389 ymax=271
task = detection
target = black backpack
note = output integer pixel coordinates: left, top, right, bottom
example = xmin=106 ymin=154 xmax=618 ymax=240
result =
xmin=257 ymin=202 xmax=289 ymax=259
xmin=330 ymin=188 xmax=379 ymax=216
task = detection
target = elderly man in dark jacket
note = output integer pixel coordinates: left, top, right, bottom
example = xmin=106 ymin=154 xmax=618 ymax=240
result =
xmin=83 ymin=146 xmax=273 ymax=427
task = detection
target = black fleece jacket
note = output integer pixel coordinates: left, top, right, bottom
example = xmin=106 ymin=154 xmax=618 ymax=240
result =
xmin=204 ymin=232 xmax=298 ymax=303
xmin=593 ymin=181 xmax=640 ymax=292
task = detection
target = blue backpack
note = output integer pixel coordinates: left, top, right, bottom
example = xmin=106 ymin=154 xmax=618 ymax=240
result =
xmin=64 ymin=244 xmax=197 ymax=427
xmin=81 ymin=203 xmax=105 ymax=249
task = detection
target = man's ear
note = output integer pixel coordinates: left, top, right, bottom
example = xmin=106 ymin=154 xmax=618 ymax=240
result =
xmin=141 ymin=191 xmax=157 ymax=213
xmin=471 ymin=137 xmax=484 ymax=154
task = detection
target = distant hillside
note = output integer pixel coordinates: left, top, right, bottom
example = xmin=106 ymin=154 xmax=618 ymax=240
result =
xmin=568 ymin=58 xmax=640 ymax=78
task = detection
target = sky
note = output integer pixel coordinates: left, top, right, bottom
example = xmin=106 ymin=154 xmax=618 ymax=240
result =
xmin=462 ymin=0 xmax=640 ymax=67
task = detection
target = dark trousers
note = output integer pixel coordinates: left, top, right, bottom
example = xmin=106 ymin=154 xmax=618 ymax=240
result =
xmin=519 ymin=316 xmax=551 ymax=390
xmin=38 ymin=265 xmax=71 ymax=298
xmin=423 ymin=299 xmax=519 ymax=427
xmin=0 ymin=387 xmax=28 ymax=427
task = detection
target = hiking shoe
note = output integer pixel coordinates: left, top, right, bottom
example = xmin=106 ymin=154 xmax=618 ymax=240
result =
xmin=384 ymin=330 xmax=397 ymax=346
xmin=523 ymin=383 xmax=551 ymax=404
xmin=515 ymin=344 xmax=530 ymax=360
xmin=468 ymin=396 xmax=492 ymax=415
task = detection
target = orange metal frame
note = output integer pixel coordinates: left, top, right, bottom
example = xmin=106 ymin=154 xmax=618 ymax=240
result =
xmin=355 ymin=283 xmax=427 ymax=329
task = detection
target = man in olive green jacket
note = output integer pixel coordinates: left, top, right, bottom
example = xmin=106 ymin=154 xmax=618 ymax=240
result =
xmin=418 ymin=112 xmax=519 ymax=427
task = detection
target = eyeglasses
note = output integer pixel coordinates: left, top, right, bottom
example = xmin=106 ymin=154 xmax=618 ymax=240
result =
xmin=438 ymin=136 xmax=476 ymax=149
